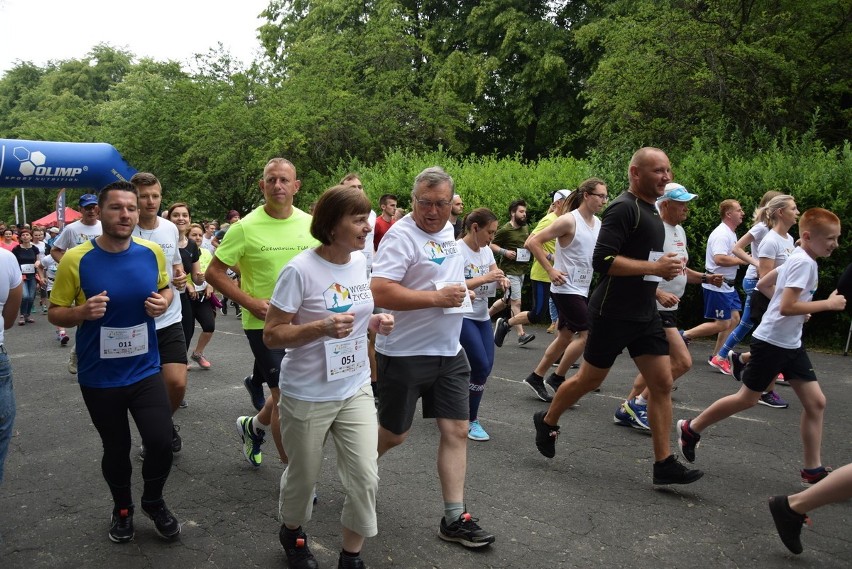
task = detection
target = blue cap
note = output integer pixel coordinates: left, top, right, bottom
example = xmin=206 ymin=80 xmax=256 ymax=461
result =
xmin=658 ymin=183 xmax=697 ymax=202
xmin=79 ymin=194 xmax=98 ymax=207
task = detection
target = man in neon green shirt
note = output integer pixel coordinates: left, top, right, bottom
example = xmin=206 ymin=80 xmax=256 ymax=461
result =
xmin=205 ymin=158 xmax=318 ymax=467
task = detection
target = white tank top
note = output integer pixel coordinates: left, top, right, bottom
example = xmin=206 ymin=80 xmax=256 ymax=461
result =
xmin=551 ymin=209 xmax=601 ymax=297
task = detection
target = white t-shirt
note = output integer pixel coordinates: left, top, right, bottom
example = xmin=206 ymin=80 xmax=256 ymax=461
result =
xmin=459 ymin=239 xmax=496 ymax=322
xmin=753 ymin=248 xmax=817 ymax=349
xmin=271 ymin=249 xmax=373 ymax=402
xmin=53 ymin=220 xmax=102 ymax=251
xmin=0 ymin=248 xmax=23 ymax=345
xmin=551 ymin=209 xmax=600 ymax=296
xmin=657 ymin=221 xmax=689 ymax=311
xmin=702 ymin=222 xmax=738 ymax=293
xmin=359 ymin=210 xmax=377 ymax=274
xmin=744 ymin=223 xmax=770 ymax=280
xmin=132 ymin=219 xmax=183 ymax=329
xmin=756 ymin=230 xmax=795 ymax=270
xmin=40 ymin=255 xmax=58 ymax=292
xmin=372 ymin=214 xmax=464 ymax=356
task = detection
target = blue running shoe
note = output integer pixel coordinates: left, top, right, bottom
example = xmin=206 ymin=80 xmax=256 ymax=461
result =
xmin=468 ymin=420 xmax=490 ymax=441
xmin=613 ymin=402 xmax=632 ymax=426
xmin=624 ymin=398 xmax=650 ymax=431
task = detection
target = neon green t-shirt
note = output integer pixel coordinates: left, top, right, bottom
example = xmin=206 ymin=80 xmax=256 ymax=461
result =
xmin=214 ymin=205 xmax=318 ymax=329
xmin=529 ymin=212 xmax=558 ymax=283
xmin=198 ymin=247 xmax=213 ymax=274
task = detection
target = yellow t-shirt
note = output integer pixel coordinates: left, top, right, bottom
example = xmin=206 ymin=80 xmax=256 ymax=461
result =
xmin=529 ymin=212 xmax=558 ymax=282
xmin=213 ymin=206 xmax=318 ymax=329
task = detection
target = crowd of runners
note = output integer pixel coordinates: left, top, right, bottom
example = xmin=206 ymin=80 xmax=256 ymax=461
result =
xmin=0 ymin=147 xmax=850 ymax=566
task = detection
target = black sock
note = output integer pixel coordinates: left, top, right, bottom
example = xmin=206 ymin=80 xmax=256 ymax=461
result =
xmin=342 ymin=549 xmax=360 ymax=557
xmin=655 ymin=454 xmax=675 ymax=466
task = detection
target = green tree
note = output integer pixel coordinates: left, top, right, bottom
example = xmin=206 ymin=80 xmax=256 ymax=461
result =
xmin=576 ymin=0 xmax=852 ymax=152
xmin=1 ymin=45 xmax=133 ymax=141
xmin=257 ymin=0 xmax=470 ymax=178
xmin=458 ymin=0 xmax=597 ymax=158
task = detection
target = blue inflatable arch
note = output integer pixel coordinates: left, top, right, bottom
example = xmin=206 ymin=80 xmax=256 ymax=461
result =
xmin=0 ymin=139 xmax=137 ymax=189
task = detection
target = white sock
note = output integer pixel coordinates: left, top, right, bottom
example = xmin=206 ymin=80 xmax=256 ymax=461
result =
xmin=635 ymin=395 xmax=648 ymax=406
xmin=251 ymin=416 xmax=267 ymax=434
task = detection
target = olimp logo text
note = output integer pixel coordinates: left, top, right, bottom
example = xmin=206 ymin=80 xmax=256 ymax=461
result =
xmin=6 ymin=145 xmax=87 ymax=182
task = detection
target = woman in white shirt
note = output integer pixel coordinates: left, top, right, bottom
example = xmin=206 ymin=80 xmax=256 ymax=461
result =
xmin=263 ymin=185 xmax=394 ymax=569
xmin=457 ymin=208 xmax=508 ymax=442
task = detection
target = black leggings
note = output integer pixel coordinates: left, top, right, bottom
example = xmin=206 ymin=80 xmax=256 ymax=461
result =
xmin=179 ymin=292 xmax=194 ymax=348
xmin=80 ymin=374 xmax=173 ymax=510
xmin=244 ymin=328 xmax=286 ymax=390
xmin=189 ymin=293 xmax=216 ymax=342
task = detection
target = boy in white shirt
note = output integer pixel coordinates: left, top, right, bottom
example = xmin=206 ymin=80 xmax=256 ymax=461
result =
xmin=677 ymin=208 xmax=846 ymax=485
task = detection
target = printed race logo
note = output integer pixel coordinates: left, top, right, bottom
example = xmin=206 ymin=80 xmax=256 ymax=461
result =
xmin=324 ymin=283 xmax=353 ymax=313
xmin=423 ymin=240 xmax=447 ymax=264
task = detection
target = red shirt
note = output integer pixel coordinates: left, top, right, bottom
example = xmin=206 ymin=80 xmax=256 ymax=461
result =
xmin=373 ymin=215 xmax=394 ymax=251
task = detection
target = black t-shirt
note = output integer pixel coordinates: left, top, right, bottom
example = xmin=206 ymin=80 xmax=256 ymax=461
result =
xmin=178 ymin=240 xmax=200 ymax=282
xmin=589 ymin=190 xmax=665 ymax=322
xmin=12 ymin=244 xmax=39 ymax=272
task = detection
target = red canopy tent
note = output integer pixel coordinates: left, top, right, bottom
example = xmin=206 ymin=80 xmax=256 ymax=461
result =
xmin=31 ymin=207 xmax=82 ymax=227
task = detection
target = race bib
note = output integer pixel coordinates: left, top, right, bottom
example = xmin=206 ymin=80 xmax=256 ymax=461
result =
xmin=476 ymin=282 xmax=496 ymax=298
xmin=572 ymin=267 xmax=593 ymax=288
xmin=643 ymin=251 xmax=664 ymax=282
xmin=324 ymin=333 xmax=368 ymax=382
xmin=436 ymin=281 xmax=473 ymax=314
xmin=515 ymin=248 xmax=531 ymax=262
xmin=20 ymin=263 xmax=35 ymax=274
xmin=100 ymin=324 xmax=149 ymax=359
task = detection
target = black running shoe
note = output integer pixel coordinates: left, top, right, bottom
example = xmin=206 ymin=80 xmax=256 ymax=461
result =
xmin=244 ymin=375 xmax=265 ymax=411
xmin=338 ymin=552 xmax=366 ymax=569
xmin=524 ymin=374 xmax=553 ymax=402
xmin=279 ymin=525 xmax=319 ymax=569
xmin=544 ymin=373 xmax=564 ymax=394
xmin=108 ymin=506 xmax=134 ymax=543
xmin=439 ymin=512 xmax=495 ymax=548
xmin=142 ymin=500 xmax=181 ymax=540
xmin=676 ymin=419 xmax=700 ymax=463
xmin=727 ymin=351 xmax=745 ymax=382
xmin=652 ymin=454 xmax=704 ymax=485
xmin=533 ymin=410 xmax=559 ymax=458
xmin=172 ymin=425 xmax=182 ymax=453
xmin=768 ymin=495 xmax=807 ymax=554
xmin=493 ymin=318 xmax=510 ymax=347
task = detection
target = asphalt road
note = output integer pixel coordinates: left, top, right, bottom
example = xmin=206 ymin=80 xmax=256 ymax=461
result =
xmin=1 ymin=310 xmax=850 ymax=568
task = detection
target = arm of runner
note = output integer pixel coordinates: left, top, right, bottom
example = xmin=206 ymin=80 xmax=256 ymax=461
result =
xmin=731 ymin=232 xmax=758 ymax=267
xmin=464 ymin=263 xmax=505 ymax=290
xmin=263 ymin=305 xmax=355 ymax=349
xmin=2 ymin=283 xmax=22 ymax=329
xmin=145 ymin=287 xmax=173 ymax=318
xmin=778 ymin=287 xmax=845 ymax=316
xmin=205 ymin=256 xmax=268 ymax=320
xmin=49 ymin=290 xmax=109 ymax=327
xmin=526 ymin=215 xmax=573 ymax=284
xmin=603 ymin=252 xmax=682 ymax=280
xmin=371 ymin=277 xmax=465 ymax=310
